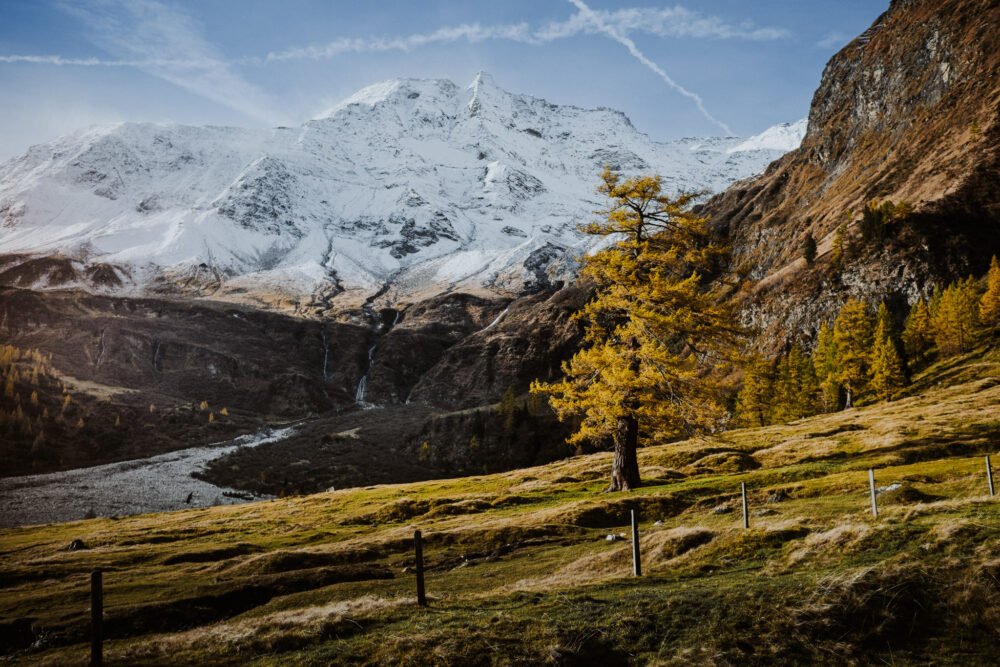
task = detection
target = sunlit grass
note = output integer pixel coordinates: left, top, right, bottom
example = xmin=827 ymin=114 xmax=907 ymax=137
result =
xmin=3 ymin=344 xmax=1000 ymax=664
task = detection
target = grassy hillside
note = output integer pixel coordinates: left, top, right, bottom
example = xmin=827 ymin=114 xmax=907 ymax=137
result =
xmin=2 ymin=345 xmax=1000 ymax=664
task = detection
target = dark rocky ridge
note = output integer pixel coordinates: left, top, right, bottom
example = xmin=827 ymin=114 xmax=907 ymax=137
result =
xmin=699 ymin=0 xmax=1000 ymax=348
xmin=0 ymin=281 xmax=587 ymax=484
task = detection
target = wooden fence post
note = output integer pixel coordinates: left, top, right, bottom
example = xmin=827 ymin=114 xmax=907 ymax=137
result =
xmin=987 ymin=455 xmax=995 ymax=497
xmin=869 ymin=468 xmax=878 ymax=518
xmin=414 ymin=530 xmax=427 ymax=607
xmin=630 ymin=509 xmax=641 ymax=577
xmin=741 ymin=482 xmax=749 ymax=529
xmin=91 ymin=570 xmax=103 ymax=666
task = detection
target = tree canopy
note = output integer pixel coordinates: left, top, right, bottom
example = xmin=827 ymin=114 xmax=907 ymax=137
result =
xmin=532 ymin=168 xmax=739 ymax=491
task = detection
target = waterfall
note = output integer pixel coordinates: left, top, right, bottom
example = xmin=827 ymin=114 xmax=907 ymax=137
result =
xmin=95 ymin=328 xmax=106 ymax=367
xmin=355 ymin=344 xmax=377 ymax=403
xmin=354 ymin=305 xmax=402 ymax=405
xmin=320 ymin=328 xmax=329 ymax=380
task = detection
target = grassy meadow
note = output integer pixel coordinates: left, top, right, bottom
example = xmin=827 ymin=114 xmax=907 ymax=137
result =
xmin=3 ymin=345 xmax=1000 ymax=664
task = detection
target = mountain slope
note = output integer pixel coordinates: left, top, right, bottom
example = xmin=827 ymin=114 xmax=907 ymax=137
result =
xmin=700 ymin=0 xmax=1000 ymax=346
xmin=0 ymin=73 xmax=801 ymax=314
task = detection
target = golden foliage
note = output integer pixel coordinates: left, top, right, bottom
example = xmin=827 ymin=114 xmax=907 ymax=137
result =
xmin=533 ymin=168 xmax=740 ymax=448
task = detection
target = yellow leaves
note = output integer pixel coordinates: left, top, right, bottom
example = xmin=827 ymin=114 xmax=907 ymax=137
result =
xmin=533 ymin=168 xmax=739 ymax=447
xmin=980 ymin=255 xmax=1000 ymax=326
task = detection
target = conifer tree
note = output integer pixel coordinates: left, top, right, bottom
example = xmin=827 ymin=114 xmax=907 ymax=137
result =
xmin=980 ymin=255 xmax=1000 ymax=328
xmin=903 ymin=299 xmax=934 ymax=362
xmin=869 ymin=313 xmax=906 ymax=401
xmin=770 ymin=354 xmax=795 ymax=424
xmin=830 ymin=225 xmax=847 ymax=272
xmin=933 ymin=279 xmax=980 ymax=355
xmin=770 ymin=347 xmax=818 ymax=423
xmin=929 ymin=284 xmax=944 ymax=320
xmin=735 ymin=355 xmax=772 ymax=427
xmin=792 ymin=346 xmax=820 ymax=417
xmin=532 ymin=168 xmax=739 ymax=491
xmin=802 ymin=233 xmax=817 ymax=266
xmin=833 ymin=298 xmax=874 ymax=408
xmin=499 ymin=385 xmax=518 ymax=433
xmin=814 ymin=322 xmax=840 ymax=412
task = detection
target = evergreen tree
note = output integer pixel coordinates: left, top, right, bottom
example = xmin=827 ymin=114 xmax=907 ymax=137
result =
xmin=792 ymin=346 xmax=820 ymax=417
xmin=929 ymin=284 xmax=944 ymax=320
xmin=830 ymin=225 xmax=847 ymax=272
xmin=903 ymin=299 xmax=934 ymax=362
xmin=814 ymin=322 xmax=840 ymax=412
xmin=802 ymin=233 xmax=817 ymax=266
xmin=933 ymin=279 xmax=980 ymax=356
xmin=735 ymin=355 xmax=772 ymax=427
xmin=980 ymin=255 xmax=1000 ymax=328
xmin=869 ymin=314 xmax=906 ymax=401
xmin=833 ymin=298 xmax=874 ymax=408
xmin=771 ymin=346 xmax=818 ymax=422
xmin=499 ymin=385 xmax=518 ymax=433
xmin=532 ymin=168 xmax=740 ymax=491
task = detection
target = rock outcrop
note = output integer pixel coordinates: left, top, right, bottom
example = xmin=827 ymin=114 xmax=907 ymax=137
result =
xmin=701 ymin=0 xmax=1000 ymax=347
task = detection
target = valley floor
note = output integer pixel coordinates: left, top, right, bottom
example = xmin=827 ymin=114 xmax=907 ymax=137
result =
xmin=0 ymin=427 xmax=295 ymax=528
xmin=2 ymin=346 xmax=1000 ymax=664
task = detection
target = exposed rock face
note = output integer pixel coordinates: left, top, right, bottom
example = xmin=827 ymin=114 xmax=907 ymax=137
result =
xmin=701 ymin=0 xmax=1000 ymax=347
xmin=0 ymin=288 xmax=358 ymax=415
xmin=408 ymin=286 xmax=590 ymax=409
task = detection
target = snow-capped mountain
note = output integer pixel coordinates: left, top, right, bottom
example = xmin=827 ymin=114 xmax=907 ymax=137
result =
xmin=0 ymin=72 xmax=805 ymax=312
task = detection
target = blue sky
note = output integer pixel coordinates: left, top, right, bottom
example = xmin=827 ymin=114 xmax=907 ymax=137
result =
xmin=0 ymin=0 xmax=886 ymax=160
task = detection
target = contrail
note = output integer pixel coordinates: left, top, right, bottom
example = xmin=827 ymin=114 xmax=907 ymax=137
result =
xmin=566 ymin=0 xmax=733 ymax=135
xmin=0 ymin=54 xmax=216 ymax=67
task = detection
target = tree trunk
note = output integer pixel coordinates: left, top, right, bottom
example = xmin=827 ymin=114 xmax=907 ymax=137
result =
xmin=608 ymin=413 xmax=641 ymax=491
xmin=608 ymin=337 xmax=642 ymax=492
xmin=844 ymin=383 xmax=853 ymax=409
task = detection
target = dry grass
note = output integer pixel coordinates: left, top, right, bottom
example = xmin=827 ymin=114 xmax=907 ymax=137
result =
xmin=4 ymin=346 xmax=1000 ymax=664
xmin=112 ymin=596 xmax=411 ymax=664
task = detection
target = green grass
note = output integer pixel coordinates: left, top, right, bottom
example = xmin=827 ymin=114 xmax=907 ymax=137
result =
xmin=3 ymin=345 xmax=1000 ymax=664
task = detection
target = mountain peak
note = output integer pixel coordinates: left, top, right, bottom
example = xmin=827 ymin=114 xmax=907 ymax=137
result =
xmin=314 ymin=77 xmax=460 ymax=119
xmin=0 ymin=73 xmax=798 ymax=313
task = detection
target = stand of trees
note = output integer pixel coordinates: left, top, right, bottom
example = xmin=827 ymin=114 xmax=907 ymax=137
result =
xmin=736 ymin=256 xmax=1000 ymax=427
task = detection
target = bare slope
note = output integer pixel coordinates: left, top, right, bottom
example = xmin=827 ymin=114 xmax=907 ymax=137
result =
xmin=701 ymin=0 xmax=1000 ymax=347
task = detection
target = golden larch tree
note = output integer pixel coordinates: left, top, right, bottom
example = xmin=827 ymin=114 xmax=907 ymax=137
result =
xmin=902 ymin=299 xmax=934 ymax=361
xmin=833 ymin=298 xmax=874 ymax=408
xmin=532 ymin=168 xmax=739 ymax=491
xmin=980 ymin=255 xmax=1000 ymax=327
xmin=869 ymin=311 xmax=906 ymax=401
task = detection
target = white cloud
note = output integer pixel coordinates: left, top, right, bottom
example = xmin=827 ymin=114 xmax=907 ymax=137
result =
xmin=263 ymin=4 xmax=787 ymax=62
xmin=536 ymin=6 xmax=788 ymax=42
xmin=59 ymin=0 xmax=286 ymax=125
xmin=4 ymin=2 xmax=785 ymax=133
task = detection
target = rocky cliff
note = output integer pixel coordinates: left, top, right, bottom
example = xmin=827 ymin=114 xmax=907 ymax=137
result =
xmin=701 ymin=0 xmax=1000 ymax=346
